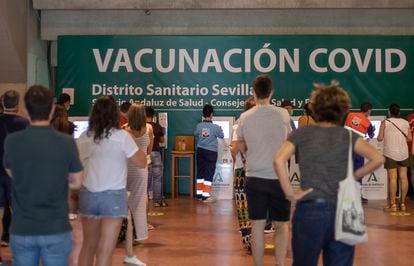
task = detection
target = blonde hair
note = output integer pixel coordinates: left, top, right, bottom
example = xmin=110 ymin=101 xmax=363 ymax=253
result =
xmin=127 ymin=103 xmax=147 ymax=131
xmin=310 ymin=80 xmax=351 ymax=124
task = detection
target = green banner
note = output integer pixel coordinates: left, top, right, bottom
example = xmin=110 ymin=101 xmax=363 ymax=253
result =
xmin=57 ymin=35 xmax=413 ymax=194
xmin=57 ymin=35 xmax=414 ymax=115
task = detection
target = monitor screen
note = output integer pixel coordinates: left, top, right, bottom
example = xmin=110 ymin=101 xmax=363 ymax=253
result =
xmin=369 ymin=120 xmax=382 ymax=139
xmin=212 ymin=120 xmax=231 ymax=139
xmin=212 ymin=116 xmax=234 ymax=140
xmin=293 ymin=120 xmax=299 ymax=129
xmin=73 ymin=121 xmax=89 ymax=139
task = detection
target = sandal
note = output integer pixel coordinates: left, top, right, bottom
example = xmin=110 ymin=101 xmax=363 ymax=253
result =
xmin=383 ymin=203 xmax=397 ymax=212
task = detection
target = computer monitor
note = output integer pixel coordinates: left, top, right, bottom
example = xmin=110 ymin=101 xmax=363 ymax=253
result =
xmin=212 ymin=116 xmax=235 ymax=140
xmin=294 ymin=115 xmax=384 ymax=139
xmin=368 ymin=116 xmax=385 ymax=139
xmin=69 ymin=117 xmax=89 ymax=139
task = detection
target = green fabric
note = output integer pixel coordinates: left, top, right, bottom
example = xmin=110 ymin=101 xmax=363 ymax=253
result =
xmin=4 ymin=126 xmax=83 ymax=235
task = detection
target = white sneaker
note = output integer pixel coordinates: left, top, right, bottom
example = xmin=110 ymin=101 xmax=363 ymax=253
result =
xmin=68 ymin=213 xmax=78 ymax=221
xmin=124 ymin=255 xmax=146 ymax=266
xmin=203 ymin=197 xmax=216 ymax=203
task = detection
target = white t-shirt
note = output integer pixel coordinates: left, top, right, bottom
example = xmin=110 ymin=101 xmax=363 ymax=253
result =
xmin=77 ymin=129 xmax=139 ymax=192
xmin=383 ymin=118 xmax=410 ymax=161
xmin=237 ymin=105 xmax=291 ymax=179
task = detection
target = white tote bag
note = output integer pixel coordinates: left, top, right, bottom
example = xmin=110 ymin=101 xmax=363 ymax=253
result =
xmin=335 ymin=130 xmax=368 ymax=245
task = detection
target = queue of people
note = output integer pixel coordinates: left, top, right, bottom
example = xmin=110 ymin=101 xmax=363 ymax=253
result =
xmin=0 ymin=75 xmax=411 ymax=266
xmin=230 ymin=75 xmax=414 ymax=266
xmin=0 ymin=88 xmax=169 ymax=266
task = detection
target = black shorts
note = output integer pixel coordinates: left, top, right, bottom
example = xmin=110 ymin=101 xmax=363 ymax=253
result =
xmin=245 ymin=177 xmax=290 ymax=222
xmin=384 ymin=156 xmax=410 ymax=169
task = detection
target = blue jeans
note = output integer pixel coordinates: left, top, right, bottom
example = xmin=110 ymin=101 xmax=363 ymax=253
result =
xmin=11 ymin=232 xmax=72 ymax=266
xmin=292 ymin=200 xmax=354 ymax=266
xmin=148 ymin=151 xmax=164 ymax=202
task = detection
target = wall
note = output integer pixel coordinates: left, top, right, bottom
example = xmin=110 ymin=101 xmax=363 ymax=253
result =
xmin=32 ymin=0 xmax=414 ymax=9
xmin=0 ymin=0 xmax=27 ymax=83
xmin=32 ymin=1 xmax=414 ymax=194
xmin=26 ymin=2 xmax=50 ymax=88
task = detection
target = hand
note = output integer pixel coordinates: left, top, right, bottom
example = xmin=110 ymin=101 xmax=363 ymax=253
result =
xmin=287 ymin=188 xmax=313 ymax=202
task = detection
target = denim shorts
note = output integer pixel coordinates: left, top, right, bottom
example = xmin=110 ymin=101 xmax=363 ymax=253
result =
xmin=79 ymin=187 xmax=128 ymax=218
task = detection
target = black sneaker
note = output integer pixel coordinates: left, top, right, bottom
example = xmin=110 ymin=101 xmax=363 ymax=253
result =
xmin=361 ymin=197 xmax=368 ymax=204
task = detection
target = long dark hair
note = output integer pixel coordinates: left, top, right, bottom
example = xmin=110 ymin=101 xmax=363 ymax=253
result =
xmin=51 ymin=104 xmax=71 ymax=134
xmin=88 ymin=96 xmax=119 ymax=143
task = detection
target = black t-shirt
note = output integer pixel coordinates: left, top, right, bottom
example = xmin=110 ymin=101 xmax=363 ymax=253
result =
xmin=4 ymin=126 xmax=83 ymax=235
xmin=0 ymin=114 xmax=29 ymax=176
xmin=149 ymin=122 xmax=165 ymax=152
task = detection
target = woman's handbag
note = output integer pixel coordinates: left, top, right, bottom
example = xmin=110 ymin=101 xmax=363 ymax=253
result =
xmin=335 ymin=130 xmax=368 ymax=245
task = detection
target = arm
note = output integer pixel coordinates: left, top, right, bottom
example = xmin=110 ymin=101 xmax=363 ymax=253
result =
xmin=298 ymin=116 xmax=305 ymax=128
xmin=217 ymin=126 xmax=224 ymax=139
xmin=159 ymin=136 xmax=165 ymax=145
xmin=406 ymin=126 xmax=412 ymax=143
xmin=5 ymin=168 xmax=12 ymax=178
xmin=230 ymin=140 xmax=239 ymax=159
xmin=129 ymin=149 xmax=147 ymax=168
xmin=411 ymin=136 xmax=414 ymax=155
xmin=68 ymin=171 xmax=83 ymax=189
xmin=377 ymin=120 xmax=385 ymax=141
xmin=273 ymin=141 xmax=313 ymax=201
xmin=147 ymin=124 xmax=154 ymax=155
xmin=353 ymin=138 xmax=385 ymax=179
xmin=367 ymin=123 xmax=375 ymax=139
xmin=238 ymin=139 xmax=247 ymax=156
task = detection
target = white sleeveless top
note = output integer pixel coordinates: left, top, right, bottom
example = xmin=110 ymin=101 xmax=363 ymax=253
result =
xmin=383 ymin=118 xmax=409 ymax=161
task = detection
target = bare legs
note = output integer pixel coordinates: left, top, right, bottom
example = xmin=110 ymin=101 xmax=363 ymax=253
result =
xmin=273 ymin=222 xmax=289 ymax=266
xmin=388 ymin=168 xmax=398 ymax=207
xmin=125 ymin=210 xmax=134 ymax=258
xmin=399 ymin=167 xmax=408 ymax=209
xmin=387 ymin=167 xmax=408 ymax=211
xmin=251 ymin=220 xmax=266 ymax=266
xmin=251 ymin=219 xmax=289 ymax=266
xmin=79 ymin=217 xmax=122 ymax=266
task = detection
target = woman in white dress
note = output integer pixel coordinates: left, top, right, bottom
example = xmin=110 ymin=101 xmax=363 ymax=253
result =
xmin=123 ymin=103 xmax=154 ymax=266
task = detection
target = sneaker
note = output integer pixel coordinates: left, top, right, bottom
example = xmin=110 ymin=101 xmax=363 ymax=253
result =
xmin=264 ymin=227 xmax=275 ymax=234
xmin=361 ymin=197 xmax=368 ymax=204
xmin=133 ymin=239 xmax=142 ymax=246
xmin=68 ymin=213 xmax=78 ymax=221
xmin=203 ymin=197 xmax=216 ymax=203
xmin=154 ymin=202 xmax=161 ymax=207
xmin=124 ymin=255 xmax=146 ymax=266
xmin=147 ymin=223 xmax=155 ymax=230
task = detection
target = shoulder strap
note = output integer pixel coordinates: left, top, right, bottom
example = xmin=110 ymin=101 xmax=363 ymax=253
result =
xmin=386 ymin=119 xmax=407 ymax=138
xmin=346 ymin=130 xmax=354 ymax=179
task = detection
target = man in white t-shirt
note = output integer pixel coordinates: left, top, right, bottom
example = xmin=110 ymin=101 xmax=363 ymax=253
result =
xmin=236 ymin=75 xmax=291 ymax=266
